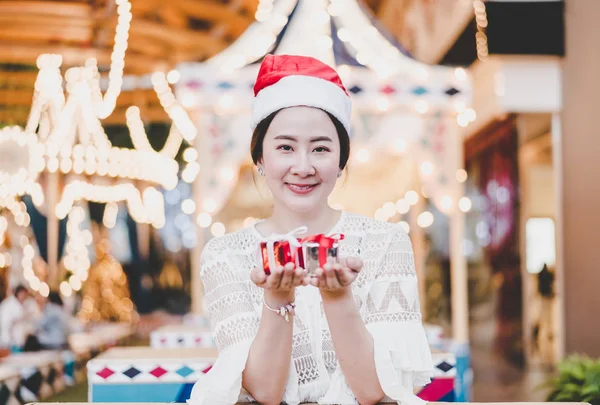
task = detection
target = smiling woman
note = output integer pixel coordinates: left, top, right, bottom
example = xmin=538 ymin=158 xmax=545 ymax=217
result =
xmin=189 ymin=54 xmax=433 ymax=405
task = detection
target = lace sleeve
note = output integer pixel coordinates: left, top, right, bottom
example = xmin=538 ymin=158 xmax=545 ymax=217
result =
xmin=188 ymin=237 xmax=260 ymax=405
xmin=365 ymin=225 xmax=434 ymax=405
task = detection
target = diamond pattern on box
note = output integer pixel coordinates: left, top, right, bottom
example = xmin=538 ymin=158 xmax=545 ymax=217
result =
xmin=411 ymin=86 xmax=429 ymax=96
xmin=149 ymin=367 xmax=168 ymax=378
xmin=88 ymin=360 xmax=216 ymax=384
xmin=96 ymin=367 xmax=115 ymax=380
xmin=445 ymin=87 xmax=460 ymax=96
xmin=175 ymin=366 xmax=194 ymax=378
xmin=123 ymin=367 xmax=141 ymax=379
xmin=431 ymin=353 xmax=456 ymax=377
xmin=436 ymin=361 xmax=454 ymax=373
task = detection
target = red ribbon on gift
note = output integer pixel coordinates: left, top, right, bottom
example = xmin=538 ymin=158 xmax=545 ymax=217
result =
xmin=300 ymin=233 xmax=345 ymax=267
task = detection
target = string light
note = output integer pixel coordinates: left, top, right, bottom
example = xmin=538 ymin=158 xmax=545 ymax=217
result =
xmin=405 ymin=190 xmax=419 ymax=206
xmin=103 ymin=202 xmax=119 ymax=229
xmin=417 ymin=211 xmax=434 ymax=228
xmin=56 ymin=181 xmax=166 ymax=229
xmin=210 ymin=222 xmax=226 ymax=237
xmin=459 ymin=197 xmax=473 ymax=212
xmin=0 ymin=127 xmax=44 ymax=200
xmin=87 ymin=0 xmax=133 ymax=119
xmin=152 ymin=72 xmax=197 ymax=141
xmin=242 ymin=217 xmax=257 ymax=228
xmin=395 ymin=199 xmax=410 ymax=214
xmin=62 ymin=206 xmax=92 ymax=288
xmin=473 ymin=0 xmax=489 ymax=61
xmin=196 ymin=212 xmax=213 ymax=228
xmin=181 ymin=199 xmax=196 ymax=215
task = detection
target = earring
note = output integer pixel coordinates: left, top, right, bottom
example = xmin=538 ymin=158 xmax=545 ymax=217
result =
xmin=258 ymin=167 xmax=264 ymax=176
xmin=337 ymin=171 xmax=342 ymax=178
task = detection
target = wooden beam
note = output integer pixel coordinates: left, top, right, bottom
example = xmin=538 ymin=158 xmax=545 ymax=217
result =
xmin=0 ymin=25 xmax=92 ymax=44
xmin=239 ymin=0 xmax=259 ymax=15
xmin=0 ymin=89 xmax=34 ymax=106
xmin=0 ymin=71 xmax=38 ymax=87
xmin=130 ymin=0 xmax=251 ymax=37
xmin=0 ymin=14 xmax=93 ymax=29
xmin=0 ymin=43 xmax=165 ymax=73
xmin=0 ymin=1 xmax=91 ymax=19
xmin=129 ymin=19 xmax=228 ymax=55
xmin=161 ymin=5 xmax=188 ymax=29
xmin=0 ymin=108 xmax=30 ymax=125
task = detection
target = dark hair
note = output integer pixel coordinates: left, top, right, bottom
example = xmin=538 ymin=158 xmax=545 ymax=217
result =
xmin=48 ymin=291 xmax=63 ymax=306
xmin=250 ymin=108 xmax=351 ymax=170
xmin=14 ymin=285 xmax=27 ymax=297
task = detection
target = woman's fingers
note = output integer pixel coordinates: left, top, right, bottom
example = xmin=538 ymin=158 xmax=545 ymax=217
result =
xmin=250 ymin=267 xmax=267 ymax=286
xmin=266 ymin=266 xmax=284 ymax=289
xmin=293 ymin=266 xmax=305 ymax=286
xmin=279 ymin=262 xmax=296 ymax=289
xmin=323 ymin=263 xmax=341 ymax=290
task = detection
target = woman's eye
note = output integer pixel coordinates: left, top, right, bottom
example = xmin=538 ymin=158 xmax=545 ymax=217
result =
xmin=277 ymin=145 xmax=293 ymax=151
xmin=313 ymin=146 xmax=329 ymax=153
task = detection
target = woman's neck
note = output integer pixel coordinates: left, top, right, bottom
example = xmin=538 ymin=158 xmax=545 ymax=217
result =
xmin=261 ymin=204 xmax=341 ymax=236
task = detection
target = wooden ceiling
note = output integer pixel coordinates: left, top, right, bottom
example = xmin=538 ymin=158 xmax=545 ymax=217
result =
xmin=0 ymin=0 xmax=401 ymax=125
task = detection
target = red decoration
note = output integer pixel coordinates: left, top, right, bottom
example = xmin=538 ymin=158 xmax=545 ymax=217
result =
xmin=260 ymin=240 xmax=304 ymax=275
xmin=301 ymin=233 xmax=344 ymax=267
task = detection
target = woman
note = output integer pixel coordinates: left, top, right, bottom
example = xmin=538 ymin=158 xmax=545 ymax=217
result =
xmin=190 ymin=54 xmax=433 ymax=405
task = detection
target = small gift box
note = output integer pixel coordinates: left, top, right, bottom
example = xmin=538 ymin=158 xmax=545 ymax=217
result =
xmin=259 ymin=226 xmax=307 ymax=275
xmin=301 ymin=233 xmax=344 ymax=275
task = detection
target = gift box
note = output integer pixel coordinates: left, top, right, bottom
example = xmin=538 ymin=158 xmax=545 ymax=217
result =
xmin=416 ymin=352 xmax=457 ymax=402
xmin=259 ymin=226 xmax=307 ymax=275
xmin=301 ymin=233 xmax=344 ymax=275
xmin=87 ymin=347 xmax=217 ymax=403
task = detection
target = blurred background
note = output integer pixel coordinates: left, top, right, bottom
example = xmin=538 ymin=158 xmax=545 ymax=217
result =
xmin=0 ymin=0 xmax=597 ymax=404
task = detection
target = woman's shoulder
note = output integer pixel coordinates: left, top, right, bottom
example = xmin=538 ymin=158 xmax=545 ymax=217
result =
xmin=201 ymin=226 xmax=257 ymax=260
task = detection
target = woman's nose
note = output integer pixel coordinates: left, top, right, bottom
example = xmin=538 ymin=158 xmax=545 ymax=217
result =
xmin=290 ymin=153 xmax=315 ymax=176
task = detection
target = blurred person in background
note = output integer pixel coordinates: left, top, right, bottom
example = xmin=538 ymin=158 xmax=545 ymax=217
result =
xmin=0 ymin=284 xmax=30 ymax=351
xmin=33 ymin=291 xmax=71 ymax=350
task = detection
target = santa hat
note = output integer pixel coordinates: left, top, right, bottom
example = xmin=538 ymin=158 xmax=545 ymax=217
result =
xmin=251 ymin=54 xmax=352 ymax=133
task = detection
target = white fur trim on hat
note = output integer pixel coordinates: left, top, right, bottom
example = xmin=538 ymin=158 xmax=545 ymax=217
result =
xmin=251 ymin=75 xmax=352 ymax=133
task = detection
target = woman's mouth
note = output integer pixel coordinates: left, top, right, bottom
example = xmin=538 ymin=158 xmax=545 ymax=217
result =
xmin=285 ymin=182 xmax=319 ymax=195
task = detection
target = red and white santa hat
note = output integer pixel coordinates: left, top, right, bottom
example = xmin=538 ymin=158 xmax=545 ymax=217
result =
xmin=251 ymin=54 xmax=352 ymax=133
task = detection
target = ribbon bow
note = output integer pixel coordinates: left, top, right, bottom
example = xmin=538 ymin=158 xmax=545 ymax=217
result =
xmin=261 ymin=226 xmax=307 ymax=274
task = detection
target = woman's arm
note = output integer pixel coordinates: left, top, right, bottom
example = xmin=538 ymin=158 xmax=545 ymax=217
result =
xmin=242 ymin=263 xmax=306 ymax=405
xmin=242 ymin=289 xmax=295 ymax=405
xmin=321 ymin=287 xmax=385 ymax=405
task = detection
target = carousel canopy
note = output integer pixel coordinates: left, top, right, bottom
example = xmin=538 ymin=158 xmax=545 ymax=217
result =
xmin=177 ymin=0 xmax=471 ymax=114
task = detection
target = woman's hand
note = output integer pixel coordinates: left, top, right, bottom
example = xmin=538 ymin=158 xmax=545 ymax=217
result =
xmin=309 ymin=257 xmax=363 ymax=294
xmin=250 ymin=262 xmax=308 ymax=292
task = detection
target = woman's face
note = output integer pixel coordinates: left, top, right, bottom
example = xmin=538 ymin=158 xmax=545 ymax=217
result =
xmin=259 ymin=107 xmax=341 ymax=214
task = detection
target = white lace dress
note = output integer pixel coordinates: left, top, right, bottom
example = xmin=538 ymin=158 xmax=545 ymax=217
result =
xmin=189 ymin=211 xmax=433 ymax=405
